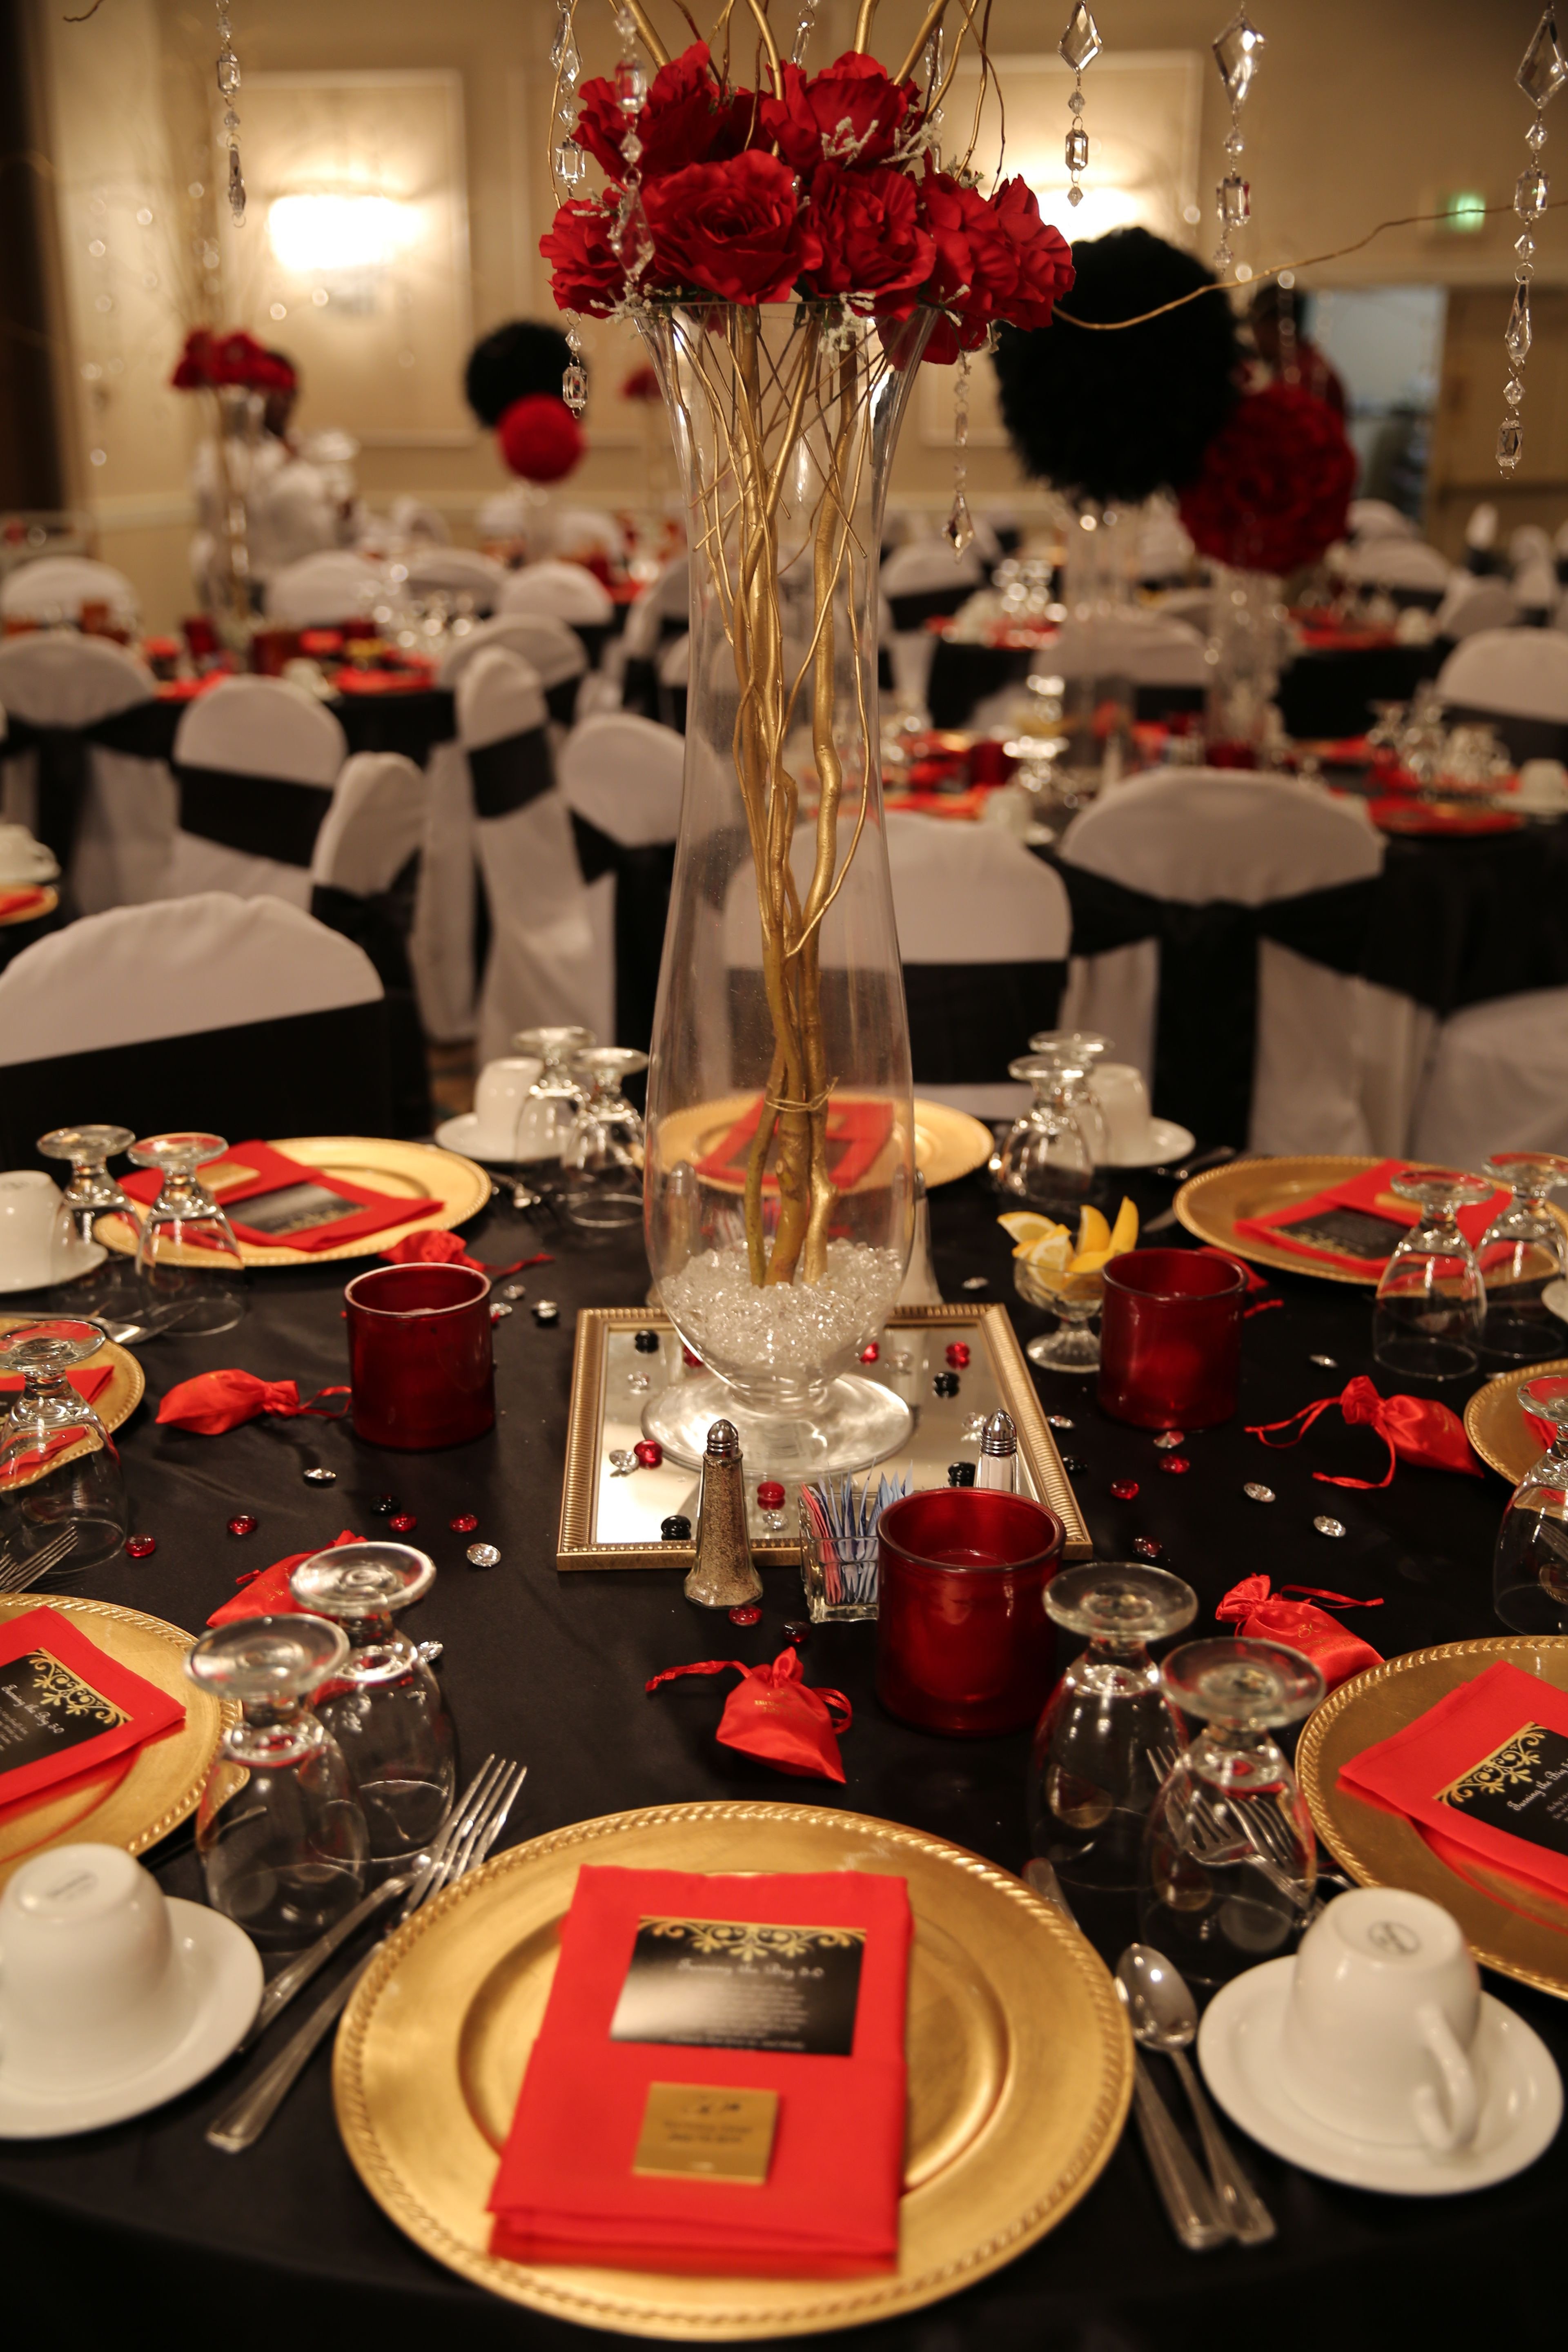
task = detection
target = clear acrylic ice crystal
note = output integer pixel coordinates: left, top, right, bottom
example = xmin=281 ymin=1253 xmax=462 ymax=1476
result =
xmin=1213 ymin=11 xmax=1265 ymax=108
xmin=1518 ymin=9 xmax=1568 ymax=107
xmin=1506 ymin=376 xmax=1525 ymax=406
xmin=1528 ymin=117 xmax=1550 ymax=150
xmin=944 ymin=492 xmax=975 ymax=556
xmin=1499 ymin=419 xmax=1524 ymax=470
xmin=1058 ymin=3 xmax=1102 ymax=74
xmin=227 ymin=144 xmax=245 ymax=223
xmin=1507 ymin=281 xmax=1533 ymax=365
xmin=216 ymin=46 xmax=240 ymax=94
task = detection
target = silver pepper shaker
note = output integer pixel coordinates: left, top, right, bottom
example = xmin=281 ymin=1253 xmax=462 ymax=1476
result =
xmin=684 ymin=1420 xmax=763 ymax=1608
xmin=977 ymin=1408 xmax=1018 ymax=1493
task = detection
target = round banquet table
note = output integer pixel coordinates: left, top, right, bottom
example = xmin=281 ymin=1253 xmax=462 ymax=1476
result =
xmin=0 ymin=1168 xmax=1561 ymax=2352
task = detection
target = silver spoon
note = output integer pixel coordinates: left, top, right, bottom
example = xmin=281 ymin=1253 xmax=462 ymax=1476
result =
xmin=1116 ymin=1944 xmax=1276 ymax=2246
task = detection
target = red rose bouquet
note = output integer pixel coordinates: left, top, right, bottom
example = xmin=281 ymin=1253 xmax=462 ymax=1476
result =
xmin=170 ymin=328 xmax=296 ymax=396
xmin=1178 ymin=381 xmax=1357 ymax=577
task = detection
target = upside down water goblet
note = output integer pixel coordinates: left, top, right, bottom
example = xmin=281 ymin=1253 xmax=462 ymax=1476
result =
xmin=1492 ymin=1376 xmax=1568 ymax=1632
xmin=994 ymin=1050 xmax=1095 ymax=1214
xmin=0 ymin=1318 xmax=127 ymax=1573
xmin=559 ymin=1047 xmax=648 ymax=1230
xmin=1476 ymin=1152 xmax=1568 ymax=1364
xmin=1371 ymin=1169 xmax=1492 ymax=1383
xmin=511 ymin=1026 xmax=595 ymax=1162
xmin=128 ymin=1131 xmax=246 ymax=1336
xmin=1026 ymin=1031 xmax=1113 ymax=1163
xmin=37 ymin=1124 xmax=143 ymax=1316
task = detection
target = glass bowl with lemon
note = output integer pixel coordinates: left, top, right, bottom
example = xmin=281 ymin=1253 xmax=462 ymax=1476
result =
xmin=1000 ymin=1199 xmax=1139 ymax=1372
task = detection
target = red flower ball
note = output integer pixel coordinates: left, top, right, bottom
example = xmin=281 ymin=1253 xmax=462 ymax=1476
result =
xmin=761 ymin=54 xmax=915 ymax=174
xmin=1178 ymin=382 xmax=1356 ymax=576
xmin=497 ymin=393 xmax=585 ymax=483
xmin=644 ymin=151 xmax=821 ymax=306
xmin=540 ymin=197 xmax=627 ymax=320
xmin=799 ymin=163 xmax=934 ymax=304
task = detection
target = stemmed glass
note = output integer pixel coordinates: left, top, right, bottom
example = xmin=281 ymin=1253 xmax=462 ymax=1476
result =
xmin=1371 ymin=1169 xmax=1492 ymax=1382
xmin=1139 ymin=1636 xmax=1325 ymax=1989
xmin=37 ymin=1124 xmax=142 ymax=1315
xmin=1013 ymin=1254 xmax=1104 ymax=1373
xmin=287 ymin=1540 xmax=456 ymax=1865
xmin=128 ymin=1131 xmax=246 ymax=1336
xmin=1026 ymin=1031 xmax=1112 ymax=1162
xmin=1028 ymin=1564 xmax=1197 ymax=1892
xmin=1492 ymin=1376 xmax=1568 ymax=1631
xmin=0 ymin=1319 xmax=127 ymax=1573
xmin=186 ymin=1615 xmax=370 ymax=1953
xmin=994 ymin=1049 xmax=1095 ymax=1214
xmin=559 ymin=1047 xmax=648 ymax=1229
xmin=1476 ymin=1153 xmax=1568 ymax=1364
xmin=512 ymin=1026 xmax=595 ymax=1161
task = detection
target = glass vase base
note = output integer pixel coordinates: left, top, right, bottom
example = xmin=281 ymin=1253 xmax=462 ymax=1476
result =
xmin=642 ymin=1372 xmax=913 ymax=1479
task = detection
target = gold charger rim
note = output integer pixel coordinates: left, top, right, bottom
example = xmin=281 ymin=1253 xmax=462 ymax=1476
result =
xmin=332 ymin=1798 xmax=1133 ymax=2340
xmin=652 ymin=1096 xmax=991 ymax=1195
xmin=94 ymin=1135 xmax=492 ymax=1268
xmin=1463 ymin=1356 xmax=1568 ymax=1484
xmin=1177 ymin=1153 xmax=1420 ymax=1286
xmin=0 ymin=1313 xmax=144 ymax=1492
xmin=0 ymin=1591 xmax=235 ymax=1883
xmin=1298 ymin=1634 xmax=1568 ymax=2000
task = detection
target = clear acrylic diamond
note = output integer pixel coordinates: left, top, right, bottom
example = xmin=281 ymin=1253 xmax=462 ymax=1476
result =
xmin=1506 ymin=376 xmax=1525 ymax=405
xmin=1065 ymin=125 xmax=1089 ymax=171
xmin=1213 ymin=11 xmax=1265 ymax=107
xmin=1214 ymin=238 xmax=1233 ymax=269
xmin=1519 ymin=8 xmax=1568 ymax=106
xmin=1223 ymin=126 xmax=1245 ymax=157
xmin=1517 ymin=164 xmax=1550 ymax=217
xmin=216 ymin=45 xmax=240 ymax=95
xmin=1499 ymin=419 xmax=1524 ymax=469
xmin=944 ymin=492 xmax=975 ymax=556
xmin=1528 ymin=116 xmax=1550 ymax=149
xmin=1518 ymin=228 xmax=1538 ymax=258
xmin=1067 ymin=182 xmax=1085 ymax=205
xmin=617 ymin=184 xmax=653 ymax=274
xmin=1508 ymin=280 xmax=1533 ymax=364
xmin=1058 ymin=3 xmax=1102 ymax=74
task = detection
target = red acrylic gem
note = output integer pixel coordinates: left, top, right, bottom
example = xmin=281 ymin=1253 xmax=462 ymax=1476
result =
xmin=1160 ymin=1456 xmax=1191 ymax=1476
xmin=944 ymin=1342 xmax=971 ymax=1369
xmin=728 ymin=1604 xmax=762 ymax=1626
xmin=388 ymin=1512 xmax=417 ymax=1533
xmin=1109 ymin=1480 xmax=1139 ymax=1501
xmin=757 ymin=1481 xmax=786 ymax=1510
xmin=450 ymin=1513 xmax=479 ymax=1533
xmin=1133 ymin=1537 xmax=1164 ymax=1562
xmin=126 ymin=1534 xmax=156 ymax=1559
xmin=634 ymin=1440 xmax=663 ymax=1469
xmin=227 ymin=1514 xmax=258 ymax=1537
xmin=682 ymin=1347 xmax=702 ymax=1369
xmin=859 ymin=1342 xmax=880 ymax=1364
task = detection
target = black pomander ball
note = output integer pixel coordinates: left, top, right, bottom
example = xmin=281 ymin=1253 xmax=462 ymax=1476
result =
xmin=993 ymin=227 xmax=1242 ymax=506
xmin=463 ymin=320 xmax=576 ymax=428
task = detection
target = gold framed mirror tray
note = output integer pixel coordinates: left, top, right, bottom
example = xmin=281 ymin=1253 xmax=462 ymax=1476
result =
xmin=1464 ymin=1356 xmax=1568 ymax=1485
xmin=0 ymin=1592 xmax=235 ymax=1886
xmin=333 ymin=1800 xmax=1133 ymax=2340
xmin=1298 ymin=1635 xmax=1568 ymax=1999
xmin=0 ymin=1312 xmax=143 ymax=1491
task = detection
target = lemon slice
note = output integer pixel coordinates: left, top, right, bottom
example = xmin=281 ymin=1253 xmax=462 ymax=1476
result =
xmin=1109 ymin=1197 xmax=1139 ymax=1254
xmin=998 ymin=1212 xmax=1064 ymax=1251
xmin=1075 ymin=1205 xmax=1111 ymax=1257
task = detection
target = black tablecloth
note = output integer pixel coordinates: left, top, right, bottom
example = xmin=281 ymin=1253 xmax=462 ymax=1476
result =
xmin=0 ymin=1171 xmax=1560 ymax=2348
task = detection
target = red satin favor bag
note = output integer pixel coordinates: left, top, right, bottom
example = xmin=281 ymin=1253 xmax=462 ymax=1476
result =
xmin=646 ymin=1650 xmax=851 ymax=1782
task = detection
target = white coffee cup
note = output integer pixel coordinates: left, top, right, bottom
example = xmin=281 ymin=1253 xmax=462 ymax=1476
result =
xmin=1276 ymin=1886 xmax=1482 ymax=2151
xmin=0 ymin=824 xmax=56 ymax=886
xmin=1093 ymin=1062 xmax=1155 ymax=1163
xmin=0 ymin=1844 xmax=194 ymax=2091
xmin=0 ymin=1170 xmax=76 ymax=1289
xmin=473 ymin=1056 xmax=544 ymax=1154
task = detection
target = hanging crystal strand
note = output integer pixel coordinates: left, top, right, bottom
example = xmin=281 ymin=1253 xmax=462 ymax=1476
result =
xmin=1057 ymin=6 xmax=1101 ymax=210
xmin=562 ymin=316 xmax=588 ymax=415
xmin=944 ymin=352 xmax=974 ymax=557
xmin=216 ymin=0 xmax=244 ymax=224
xmin=1210 ymin=11 xmax=1265 ymax=272
xmin=922 ymin=21 xmax=946 ymax=147
xmin=551 ymin=0 xmax=587 ymax=197
xmin=612 ymin=13 xmax=654 ymax=304
xmin=1275 ymin=268 xmax=1298 ymax=385
xmin=1500 ymin=9 xmax=1567 ymax=473
xmin=792 ymin=0 xmax=821 ymax=67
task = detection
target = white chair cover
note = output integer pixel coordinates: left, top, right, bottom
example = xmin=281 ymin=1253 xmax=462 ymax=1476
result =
xmin=559 ymin=713 xmax=683 ymax=845
xmin=1436 ymin=629 xmax=1568 ymax=722
xmin=0 ymin=558 xmax=137 ymax=629
xmin=1466 ymin=502 xmax=1500 ymax=554
xmin=408 ymin=735 xmax=479 ymax=1042
xmin=880 ymin=538 xmax=986 ymax=600
xmin=546 ymin=507 xmax=626 ymax=559
xmin=389 ymin=497 xmax=451 ymax=545
xmin=167 ymin=675 xmax=347 ymax=910
xmin=1348 ymin=499 xmax=1418 ymax=543
xmin=1510 ymin=525 xmax=1554 ymax=573
xmin=1515 ymin=558 xmax=1557 ymax=615
xmin=266 ymin=550 xmax=383 ymax=628
xmin=1432 ymin=577 xmax=1518 ymax=641
xmin=1135 ymin=510 xmax=1196 ymax=579
xmin=311 ymin=753 xmax=428 ymax=897
xmin=0 ymin=633 xmax=169 ymax=913
xmin=1045 ymin=613 xmax=1209 ymax=690
xmin=1412 ymin=987 xmax=1568 ymax=1162
xmin=403 ymin=548 xmax=506 ymax=611
xmin=498 ymin=561 xmax=616 ymax=627
xmin=466 ymin=612 xmax=586 ymax=698
xmin=1340 ymin=539 xmax=1453 ymax=595
xmin=1058 ymin=771 xmax=1388 ymax=1153
xmin=622 ymin=557 xmax=690 ymax=662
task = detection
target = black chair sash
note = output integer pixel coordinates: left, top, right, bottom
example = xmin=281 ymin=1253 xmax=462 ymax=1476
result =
xmin=887 ymin=583 xmax=976 ymax=631
xmin=310 ymin=871 xmax=430 ymax=1139
xmin=903 ymin=959 xmax=1067 ymax=1086
xmin=570 ymin=812 xmax=676 ymax=1060
xmin=172 ymin=763 xmax=332 ymax=867
xmin=466 ymin=725 xmax=555 ymax=821
xmin=1049 ymin=857 xmax=1377 ymax=1148
xmin=571 ymin=621 xmax=613 ymax=670
xmin=543 ymin=675 xmax=581 ymax=727
xmin=0 ymin=998 xmax=392 ymax=1170
xmin=0 ymin=700 xmax=179 ymax=869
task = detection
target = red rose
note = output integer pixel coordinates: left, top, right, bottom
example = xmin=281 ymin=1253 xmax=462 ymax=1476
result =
xmin=800 ymin=163 xmax=933 ymax=303
xmin=575 ymin=41 xmax=760 ymax=183
xmin=1178 ymin=383 xmax=1356 ymax=574
xmin=643 ymin=151 xmax=819 ymax=304
xmin=171 ymin=329 xmax=217 ymax=390
xmin=761 ymin=53 xmax=915 ymax=173
xmin=918 ymin=167 xmax=1073 ymax=360
xmin=540 ymin=196 xmax=627 ymax=318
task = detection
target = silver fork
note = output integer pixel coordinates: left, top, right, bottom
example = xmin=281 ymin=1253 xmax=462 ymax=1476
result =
xmin=206 ymin=1756 xmax=526 ymax=2153
xmin=0 ymin=1526 xmax=79 ymax=1594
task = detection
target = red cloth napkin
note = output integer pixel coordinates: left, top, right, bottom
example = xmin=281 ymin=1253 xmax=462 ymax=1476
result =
xmin=157 ymin=1370 xmax=349 ymax=1434
xmin=1247 ymin=1374 xmax=1481 ymax=1487
xmin=0 ymin=1605 xmax=184 ymax=1814
xmin=207 ymin=1528 xmax=360 ymax=1624
xmin=1215 ymin=1575 xmax=1383 ymax=1692
xmin=119 ymin=1138 xmax=440 ymax=1252
xmin=487 ymin=1864 xmax=911 ymax=2276
xmin=1233 ymin=1156 xmax=1507 ymax=1278
xmin=0 ymin=886 xmax=49 ymax=922
xmin=646 ymin=1650 xmax=852 ymax=1782
xmin=1369 ymin=798 xmax=1522 ymax=836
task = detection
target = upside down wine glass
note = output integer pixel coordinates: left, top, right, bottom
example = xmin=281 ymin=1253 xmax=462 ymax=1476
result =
xmin=559 ymin=1047 xmax=648 ymax=1230
xmin=512 ymin=1026 xmax=595 ymax=1162
xmin=37 ymin=1124 xmax=142 ymax=1316
xmin=129 ymin=1131 xmax=246 ymax=1336
xmin=1477 ymin=1152 xmax=1568 ymax=1364
xmin=0 ymin=1319 xmax=127 ymax=1573
xmin=1492 ymin=1376 xmax=1568 ymax=1632
xmin=1371 ymin=1169 xmax=1492 ymax=1382
xmin=1025 ymin=1031 xmax=1112 ymax=1163
xmin=994 ymin=1049 xmax=1096 ymax=1215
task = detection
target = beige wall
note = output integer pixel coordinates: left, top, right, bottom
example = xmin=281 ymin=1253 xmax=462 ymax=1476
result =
xmin=25 ymin=0 xmax=1558 ymax=626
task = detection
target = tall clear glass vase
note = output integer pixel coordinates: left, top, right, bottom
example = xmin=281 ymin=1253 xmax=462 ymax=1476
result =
xmin=637 ymin=303 xmax=930 ymax=1477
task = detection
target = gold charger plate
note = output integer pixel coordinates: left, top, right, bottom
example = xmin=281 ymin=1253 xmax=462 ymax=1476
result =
xmin=654 ymin=1096 xmax=991 ymax=1196
xmin=0 ymin=1312 xmax=143 ymax=1492
xmin=0 ymin=1592 xmax=235 ymax=1887
xmin=1298 ymin=1636 xmax=1568 ymax=1999
xmin=334 ymin=1801 xmax=1132 ymax=2340
xmin=95 ymin=1135 xmax=491 ymax=1269
xmin=1465 ymin=1356 xmax=1568 ymax=1485
xmin=1178 ymin=1154 xmax=1424 ymax=1286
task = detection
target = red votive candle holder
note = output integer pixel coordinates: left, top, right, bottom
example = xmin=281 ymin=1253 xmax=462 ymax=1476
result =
xmin=343 ymin=1263 xmax=495 ymax=1449
xmin=875 ymin=1489 xmax=1063 ymax=1736
xmin=1098 ymin=1247 xmax=1247 ymax=1430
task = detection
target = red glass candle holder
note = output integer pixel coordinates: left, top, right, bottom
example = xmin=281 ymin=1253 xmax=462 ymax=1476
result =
xmin=1098 ymin=1247 xmax=1247 ymax=1430
xmin=875 ymin=1489 xmax=1063 ymax=1737
xmin=343 ymin=1264 xmax=495 ymax=1450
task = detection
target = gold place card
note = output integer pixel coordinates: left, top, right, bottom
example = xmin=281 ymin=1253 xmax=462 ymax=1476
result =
xmin=631 ymin=2083 xmax=780 ymax=2184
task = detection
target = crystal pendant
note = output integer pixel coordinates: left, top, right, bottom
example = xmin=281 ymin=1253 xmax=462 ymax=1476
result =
xmin=1528 ymin=116 xmax=1550 ymax=150
xmin=216 ymin=46 xmax=240 ymax=95
xmin=617 ymin=184 xmax=653 ymax=276
xmin=562 ymin=361 xmax=588 ymax=414
xmin=1212 ymin=10 xmax=1265 ymax=107
xmin=1519 ymin=9 xmax=1568 ymax=106
xmin=1214 ymin=238 xmax=1233 ymax=269
xmin=1068 ymin=86 xmax=1085 ymax=113
xmin=615 ymin=58 xmax=647 ymax=111
xmin=1223 ymin=126 xmax=1245 ymax=157
xmin=944 ymin=491 xmax=975 ymax=557
xmin=1518 ymin=228 xmax=1538 ymax=258
xmin=551 ymin=22 xmax=580 ymax=78
xmin=1499 ymin=419 xmax=1524 ymax=470
xmin=227 ymin=143 xmax=245 ymax=223
xmin=1067 ymin=183 xmax=1085 ymax=207
xmin=1065 ymin=124 xmax=1089 ymax=172
xmin=1219 ymin=173 xmax=1250 ymax=225
xmin=1506 ymin=376 xmax=1526 ymax=406
xmin=1508 ymin=280 xmax=1534 ymax=364
xmin=555 ymin=136 xmax=587 ymax=185
xmin=1058 ymin=3 xmax=1102 ymax=73
xmin=1517 ymin=165 xmax=1550 ymax=217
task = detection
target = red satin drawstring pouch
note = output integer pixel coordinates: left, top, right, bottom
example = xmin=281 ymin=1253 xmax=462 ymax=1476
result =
xmin=1247 ymin=1374 xmax=1481 ymax=1487
xmin=1216 ymin=1575 xmax=1384 ymax=1691
xmin=379 ymin=1231 xmax=548 ymax=1278
xmin=156 ymin=1370 xmax=350 ymax=1434
xmin=207 ymin=1528 xmax=361 ymax=1625
xmin=646 ymin=1648 xmax=852 ymax=1782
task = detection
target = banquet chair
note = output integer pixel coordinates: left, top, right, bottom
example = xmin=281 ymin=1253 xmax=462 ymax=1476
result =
xmin=559 ymin=712 xmax=683 ymax=1056
xmin=1056 ymin=769 xmax=1387 ymax=1152
xmin=403 ymin=547 xmax=506 ymax=613
xmin=467 ymin=612 xmax=586 ymax=728
xmin=656 ymin=633 xmax=689 ymax=733
xmin=0 ymin=890 xmax=391 ymax=1165
xmin=310 ymin=752 xmax=431 ymax=1136
xmin=498 ymin=560 xmax=616 ymax=666
xmin=1436 ymin=629 xmax=1568 ymax=761
xmin=886 ymin=813 xmax=1072 ymax=1119
xmin=882 ymin=538 xmax=986 ymax=706
xmin=461 ymin=648 xmax=612 ymax=1062
xmin=1465 ymin=501 xmax=1502 ymax=573
xmin=1341 ymin=538 xmax=1454 ymax=607
xmin=0 ymin=631 xmax=169 ymax=901
xmin=0 ymin=556 xmax=138 ymax=631
xmin=546 ymin=507 xmax=626 ymax=561
xmin=167 ymin=675 xmax=346 ymax=911
xmin=1347 ymin=499 xmax=1418 ymax=543
xmin=1047 ymin=612 xmax=1208 ymax=703
xmin=1411 ymin=987 xmax=1568 ymax=1163
xmin=265 ymin=550 xmax=383 ymax=628
xmin=389 ymin=497 xmax=451 ymax=546
xmin=621 ymin=557 xmax=691 ymax=717
xmin=1432 ymin=575 xmax=1517 ymax=642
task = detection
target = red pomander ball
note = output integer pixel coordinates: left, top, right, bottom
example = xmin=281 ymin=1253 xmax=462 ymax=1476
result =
xmin=1178 ymin=381 xmax=1356 ymax=577
xmin=497 ymin=392 xmax=584 ymax=483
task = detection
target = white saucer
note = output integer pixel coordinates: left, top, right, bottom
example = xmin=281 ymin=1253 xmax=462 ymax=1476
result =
xmin=1197 ymin=1956 xmax=1562 ymax=2194
xmin=434 ymin=1112 xmax=519 ymax=1166
xmin=1544 ymin=1276 xmax=1568 ymax=1325
xmin=0 ymin=1240 xmax=108 ymax=1299
xmin=1105 ymin=1118 xmax=1196 ymax=1171
xmin=0 ymin=1899 xmax=262 ymax=2137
